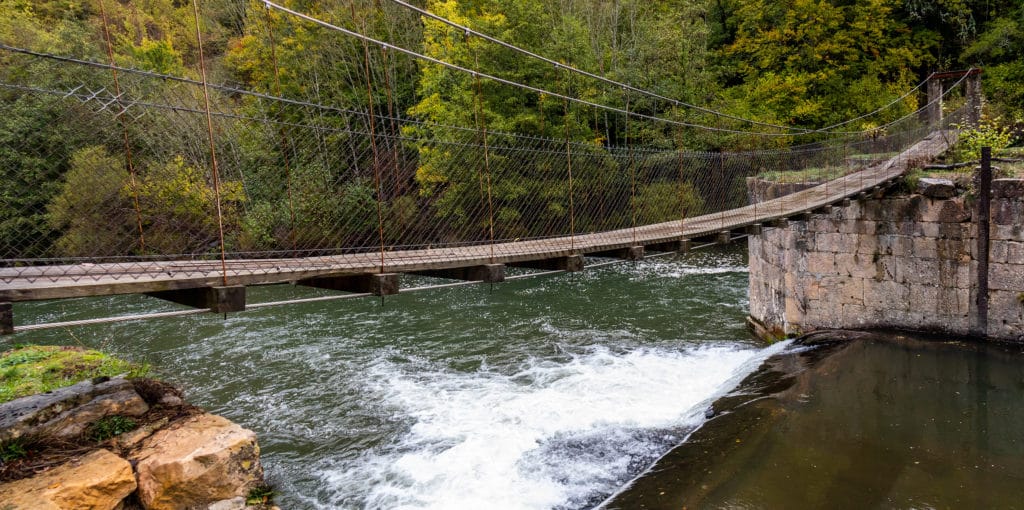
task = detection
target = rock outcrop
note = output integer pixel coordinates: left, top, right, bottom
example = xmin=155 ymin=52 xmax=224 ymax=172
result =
xmin=0 ymin=448 xmax=136 ymax=509
xmin=132 ymin=413 xmax=264 ymax=510
xmin=0 ymin=375 xmax=270 ymax=510
xmin=0 ymin=376 xmax=148 ymax=442
xmin=916 ymin=177 xmax=956 ymax=198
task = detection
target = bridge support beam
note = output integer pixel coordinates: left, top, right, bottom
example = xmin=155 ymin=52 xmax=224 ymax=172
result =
xmin=1 ymin=302 xmax=12 ymax=335
xmin=746 ymin=224 xmax=763 ymax=236
xmin=414 ymin=264 xmax=505 ymax=283
xmin=590 ymin=246 xmax=644 ymax=260
xmin=148 ymin=286 xmax=246 ymax=313
xmin=510 ymin=255 xmax=584 ymax=272
xmin=646 ymin=239 xmax=691 ymax=254
xmin=299 ymin=273 xmax=399 ymax=296
xmin=716 ymin=231 xmax=732 ymax=245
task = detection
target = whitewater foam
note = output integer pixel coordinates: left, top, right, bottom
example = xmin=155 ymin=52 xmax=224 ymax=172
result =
xmin=315 ymin=341 xmax=789 ymax=510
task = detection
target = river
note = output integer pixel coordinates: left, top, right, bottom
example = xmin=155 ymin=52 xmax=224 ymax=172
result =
xmin=10 ymin=247 xmax=784 ymax=509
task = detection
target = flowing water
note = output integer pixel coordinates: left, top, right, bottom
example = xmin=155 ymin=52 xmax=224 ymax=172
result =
xmin=605 ymin=332 xmax=1024 ymax=510
xmin=7 ymin=247 xmax=784 ymax=509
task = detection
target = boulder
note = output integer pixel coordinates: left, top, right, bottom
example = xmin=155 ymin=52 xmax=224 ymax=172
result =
xmin=115 ymin=416 xmax=170 ymax=449
xmin=917 ymin=177 xmax=956 ymax=198
xmin=0 ymin=449 xmax=136 ymax=509
xmin=207 ymin=498 xmax=282 ymax=510
xmin=207 ymin=497 xmax=247 ymax=510
xmin=0 ymin=377 xmax=148 ymax=442
xmin=45 ymin=389 xmax=149 ymax=439
xmin=131 ymin=413 xmax=263 ymax=510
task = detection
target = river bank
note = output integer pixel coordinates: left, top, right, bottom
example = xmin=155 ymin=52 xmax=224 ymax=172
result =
xmin=603 ymin=329 xmax=1024 ymax=509
xmin=0 ymin=345 xmax=274 ymax=509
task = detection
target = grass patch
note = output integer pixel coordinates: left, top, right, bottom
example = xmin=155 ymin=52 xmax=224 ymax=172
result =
xmin=997 ymin=146 xmax=1024 ymax=158
xmin=1000 ymin=161 xmax=1024 ymax=178
xmin=902 ymin=168 xmax=925 ymax=191
xmin=0 ymin=439 xmax=28 ymax=463
xmin=847 ymin=151 xmax=899 ymax=161
xmin=757 ymin=166 xmax=849 ymax=183
xmin=0 ymin=345 xmax=149 ymax=404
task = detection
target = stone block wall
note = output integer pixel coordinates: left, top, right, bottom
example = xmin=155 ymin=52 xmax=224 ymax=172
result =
xmin=749 ymin=179 xmax=1024 ymax=341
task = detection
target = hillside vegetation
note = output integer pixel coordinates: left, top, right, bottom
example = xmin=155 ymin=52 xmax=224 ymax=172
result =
xmin=1 ymin=0 xmax=1021 ymax=257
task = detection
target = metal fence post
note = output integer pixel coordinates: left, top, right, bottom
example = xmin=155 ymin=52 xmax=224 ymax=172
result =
xmin=974 ymin=146 xmax=991 ymax=337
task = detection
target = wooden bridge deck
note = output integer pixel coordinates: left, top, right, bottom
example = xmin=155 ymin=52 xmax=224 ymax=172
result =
xmin=0 ymin=131 xmax=955 ymax=303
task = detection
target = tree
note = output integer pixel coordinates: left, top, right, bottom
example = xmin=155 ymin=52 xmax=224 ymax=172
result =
xmin=47 ymin=146 xmax=138 ymax=256
xmin=715 ymin=0 xmax=934 ymax=129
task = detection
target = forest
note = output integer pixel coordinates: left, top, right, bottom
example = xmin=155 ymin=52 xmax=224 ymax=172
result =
xmin=1 ymin=0 xmax=1021 ymax=260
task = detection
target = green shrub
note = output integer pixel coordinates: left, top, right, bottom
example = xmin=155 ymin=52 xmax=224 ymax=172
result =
xmin=957 ymin=117 xmax=1014 ymax=161
xmin=88 ymin=416 xmax=138 ymax=442
xmin=246 ymin=485 xmax=277 ymax=506
xmin=0 ymin=439 xmax=27 ymax=463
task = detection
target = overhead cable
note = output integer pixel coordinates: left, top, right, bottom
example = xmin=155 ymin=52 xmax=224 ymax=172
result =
xmin=261 ymin=0 xmax=809 ymax=137
xmin=382 ymin=0 xmax=812 ymax=134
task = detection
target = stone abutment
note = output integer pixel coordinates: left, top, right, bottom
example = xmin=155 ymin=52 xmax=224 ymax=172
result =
xmin=748 ymin=179 xmax=1024 ymax=341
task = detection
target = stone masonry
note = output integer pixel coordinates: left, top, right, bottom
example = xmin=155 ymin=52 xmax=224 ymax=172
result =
xmin=749 ymin=179 xmax=1024 ymax=341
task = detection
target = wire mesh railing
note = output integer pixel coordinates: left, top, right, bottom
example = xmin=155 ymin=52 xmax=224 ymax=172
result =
xmin=0 ymin=44 xmax=968 ymax=288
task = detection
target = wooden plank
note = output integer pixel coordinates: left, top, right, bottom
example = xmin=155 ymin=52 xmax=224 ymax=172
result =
xmin=509 ymin=255 xmax=585 ymax=272
xmin=298 ymin=273 xmax=399 ymax=296
xmin=930 ymin=68 xmax=983 ymax=80
xmin=414 ymin=264 xmax=505 ymax=283
xmin=646 ymin=239 xmax=689 ymax=253
xmin=588 ymin=246 xmax=644 ymax=260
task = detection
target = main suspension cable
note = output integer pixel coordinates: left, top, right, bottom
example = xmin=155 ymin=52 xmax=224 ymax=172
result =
xmin=382 ymin=0 xmax=811 ymax=134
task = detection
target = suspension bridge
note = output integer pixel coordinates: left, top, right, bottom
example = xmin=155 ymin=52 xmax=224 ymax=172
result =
xmin=0 ymin=1 xmax=979 ymax=334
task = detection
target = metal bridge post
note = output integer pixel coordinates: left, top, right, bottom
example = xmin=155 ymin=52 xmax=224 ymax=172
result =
xmin=926 ymin=77 xmax=943 ymax=127
xmin=966 ymin=72 xmax=983 ymax=127
xmin=972 ymin=147 xmax=992 ymax=337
